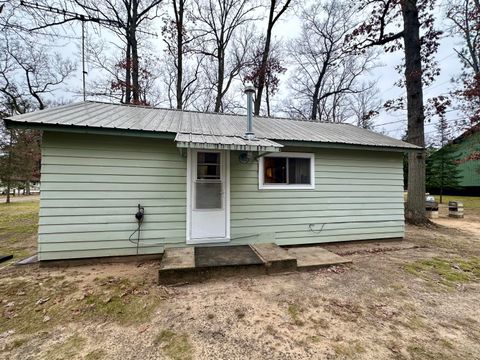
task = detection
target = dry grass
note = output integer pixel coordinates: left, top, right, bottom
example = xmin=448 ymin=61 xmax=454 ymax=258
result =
xmin=0 ymin=200 xmax=38 ymax=262
xmin=1 ymin=198 xmax=480 ymax=359
xmin=154 ymin=330 xmax=193 ymax=360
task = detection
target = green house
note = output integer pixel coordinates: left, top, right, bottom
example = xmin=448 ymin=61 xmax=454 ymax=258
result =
xmin=449 ymin=125 xmax=480 ymax=195
xmin=4 ymin=101 xmax=418 ymax=261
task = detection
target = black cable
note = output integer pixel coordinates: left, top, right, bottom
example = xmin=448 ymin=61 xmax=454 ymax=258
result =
xmin=128 ymin=223 xmax=142 ymax=256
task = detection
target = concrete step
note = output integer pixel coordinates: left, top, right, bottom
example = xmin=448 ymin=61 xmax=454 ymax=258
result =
xmin=158 ymin=245 xmax=266 ymax=285
xmin=287 ymin=247 xmax=352 ymax=271
xmin=159 ymin=247 xmax=196 ymax=285
xmin=250 ymin=243 xmax=297 ymax=274
xmin=158 ymin=244 xmax=352 ymax=284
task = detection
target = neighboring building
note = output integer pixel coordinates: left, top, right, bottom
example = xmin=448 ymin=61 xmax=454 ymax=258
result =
xmin=450 ymin=124 xmax=480 ymax=195
xmin=4 ymin=101 xmax=418 ymax=261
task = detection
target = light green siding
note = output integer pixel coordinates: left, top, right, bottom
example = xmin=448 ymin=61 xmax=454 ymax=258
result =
xmin=39 ymin=132 xmax=187 ymax=260
xmin=38 ymin=132 xmax=405 ymax=260
xmin=229 ymin=148 xmax=405 ymax=246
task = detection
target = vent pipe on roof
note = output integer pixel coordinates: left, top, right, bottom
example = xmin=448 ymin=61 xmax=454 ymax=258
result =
xmin=244 ymin=83 xmax=255 ymax=140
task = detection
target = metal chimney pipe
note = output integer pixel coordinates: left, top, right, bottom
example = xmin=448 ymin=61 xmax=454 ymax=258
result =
xmin=244 ymin=83 xmax=255 ymax=140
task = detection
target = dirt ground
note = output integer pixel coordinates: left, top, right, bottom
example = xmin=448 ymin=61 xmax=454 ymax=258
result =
xmin=0 ymin=202 xmax=479 ymax=359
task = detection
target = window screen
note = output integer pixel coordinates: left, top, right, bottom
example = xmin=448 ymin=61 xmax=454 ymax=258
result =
xmin=195 ymin=182 xmax=222 ymax=209
xmin=263 ymin=156 xmax=311 ymax=186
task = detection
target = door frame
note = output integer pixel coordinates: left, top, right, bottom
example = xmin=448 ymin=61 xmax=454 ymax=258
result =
xmin=186 ymin=148 xmax=230 ymax=244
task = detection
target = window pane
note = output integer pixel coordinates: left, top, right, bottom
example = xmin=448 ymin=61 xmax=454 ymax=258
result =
xmin=198 ymin=152 xmax=220 ymax=164
xmin=264 ymin=157 xmax=287 ymax=184
xmin=288 ymin=158 xmax=311 ymax=184
xmin=196 ymin=182 xmax=222 ymax=209
xmin=197 ymin=152 xmax=220 ymax=179
xmin=197 ymin=165 xmax=220 ymax=179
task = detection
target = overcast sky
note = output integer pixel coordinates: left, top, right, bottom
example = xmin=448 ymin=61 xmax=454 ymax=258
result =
xmin=39 ymin=2 xmax=465 ymax=143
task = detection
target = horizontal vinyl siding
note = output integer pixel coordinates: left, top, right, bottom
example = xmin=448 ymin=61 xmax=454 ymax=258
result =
xmin=39 ymin=132 xmax=405 ymax=260
xmin=229 ymin=148 xmax=405 ymax=246
xmin=38 ymin=131 xmax=187 ymax=260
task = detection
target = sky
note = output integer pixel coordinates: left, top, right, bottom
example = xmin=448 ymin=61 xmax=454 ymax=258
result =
xmin=31 ymin=1 xmax=466 ymax=143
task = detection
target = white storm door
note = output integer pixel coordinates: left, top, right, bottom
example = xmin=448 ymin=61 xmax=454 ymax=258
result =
xmin=188 ymin=149 xmax=229 ymax=243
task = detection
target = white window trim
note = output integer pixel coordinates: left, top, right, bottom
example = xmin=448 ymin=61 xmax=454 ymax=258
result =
xmin=258 ymin=152 xmax=315 ymax=190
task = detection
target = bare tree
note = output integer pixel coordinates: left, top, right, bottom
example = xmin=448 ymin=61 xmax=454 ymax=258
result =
xmin=12 ymin=0 xmax=164 ymax=104
xmin=447 ymin=0 xmax=480 ymax=74
xmin=0 ymin=28 xmax=73 ymax=203
xmin=85 ymin=37 xmax=163 ymax=105
xmin=253 ymin=0 xmax=292 ymax=116
xmin=191 ymin=0 xmax=259 ymax=113
xmin=447 ymin=0 xmax=480 ymax=123
xmin=286 ymin=0 xmax=378 ymax=121
xmin=0 ymin=34 xmax=75 ymax=112
xmin=162 ymin=0 xmax=204 ymax=109
xmin=244 ymin=38 xmax=286 ymax=117
xmin=348 ymin=82 xmax=381 ymax=129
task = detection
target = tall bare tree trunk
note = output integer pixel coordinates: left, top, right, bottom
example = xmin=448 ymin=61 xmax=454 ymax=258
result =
xmin=253 ymin=0 xmax=291 ymax=115
xmin=214 ymin=49 xmax=225 ymax=112
xmin=131 ymin=32 xmax=139 ymax=103
xmin=253 ymin=6 xmax=274 ymax=115
xmin=5 ymin=132 xmax=13 ymax=204
xmin=311 ymin=81 xmax=321 ymax=121
xmin=125 ymin=41 xmax=132 ymax=103
xmin=131 ymin=0 xmax=140 ymax=104
xmin=402 ymin=0 xmax=427 ymax=224
xmin=265 ymin=81 xmax=271 ymax=117
xmin=175 ymin=0 xmax=184 ymax=110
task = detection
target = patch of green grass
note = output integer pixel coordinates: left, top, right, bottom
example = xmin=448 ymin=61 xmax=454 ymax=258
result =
xmin=0 ymin=275 xmax=161 ymax=335
xmin=406 ymin=343 xmax=453 ymax=360
xmin=85 ymin=349 xmax=107 ymax=360
xmin=405 ymin=257 xmax=480 ymax=287
xmin=287 ymin=303 xmax=305 ymax=326
xmin=0 ymin=200 xmax=39 ymax=260
xmin=405 ymin=315 xmax=429 ymax=330
xmin=80 ymin=277 xmax=160 ymax=325
xmin=44 ymin=334 xmax=86 ymax=360
xmin=430 ymin=195 xmax=480 ymax=208
xmin=332 ymin=340 xmax=366 ymax=358
xmin=0 ymin=277 xmax=78 ymax=334
xmin=155 ymin=330 xmax=193 ymax=360
xmin=0 ymin=337 xmax=28 ymax=352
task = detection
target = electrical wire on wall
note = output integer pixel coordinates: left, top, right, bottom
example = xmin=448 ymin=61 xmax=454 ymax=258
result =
xmin=129 ymin=204 xmax=145 ymax=256
xmin=128 ymin=204 xmax=166 ymax=258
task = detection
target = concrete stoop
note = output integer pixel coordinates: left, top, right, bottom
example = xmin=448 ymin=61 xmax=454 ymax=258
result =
xmin=250 ymin=243 xmax=297 ymax=274
xmin=158 ymin=243 xmax=351 ymax=285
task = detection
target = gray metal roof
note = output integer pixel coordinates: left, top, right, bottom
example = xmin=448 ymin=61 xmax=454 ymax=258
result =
xmin=4 ymin=101 xmax=419 ymax=150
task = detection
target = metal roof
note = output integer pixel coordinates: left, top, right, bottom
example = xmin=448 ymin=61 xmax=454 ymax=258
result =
xmin=4 ymin=101 xmax=420 ymax=150
xmin=175 ymin=133 xmax=283 ymax=152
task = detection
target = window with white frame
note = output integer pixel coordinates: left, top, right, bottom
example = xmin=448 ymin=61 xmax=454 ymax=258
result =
xmin=258 ymin=152 xmax=315 ymax=189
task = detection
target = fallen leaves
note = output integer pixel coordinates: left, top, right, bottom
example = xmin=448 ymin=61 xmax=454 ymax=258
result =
xmin=35 ymin=298 xmax=49 ymax=306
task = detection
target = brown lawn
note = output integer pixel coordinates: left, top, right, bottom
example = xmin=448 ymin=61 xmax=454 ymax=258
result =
xmin=0 ymin=198 xmax=479 ymax=359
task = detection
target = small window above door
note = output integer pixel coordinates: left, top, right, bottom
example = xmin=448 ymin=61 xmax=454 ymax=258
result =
xmin=197 ymin=152 xmax=220 ymax=180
